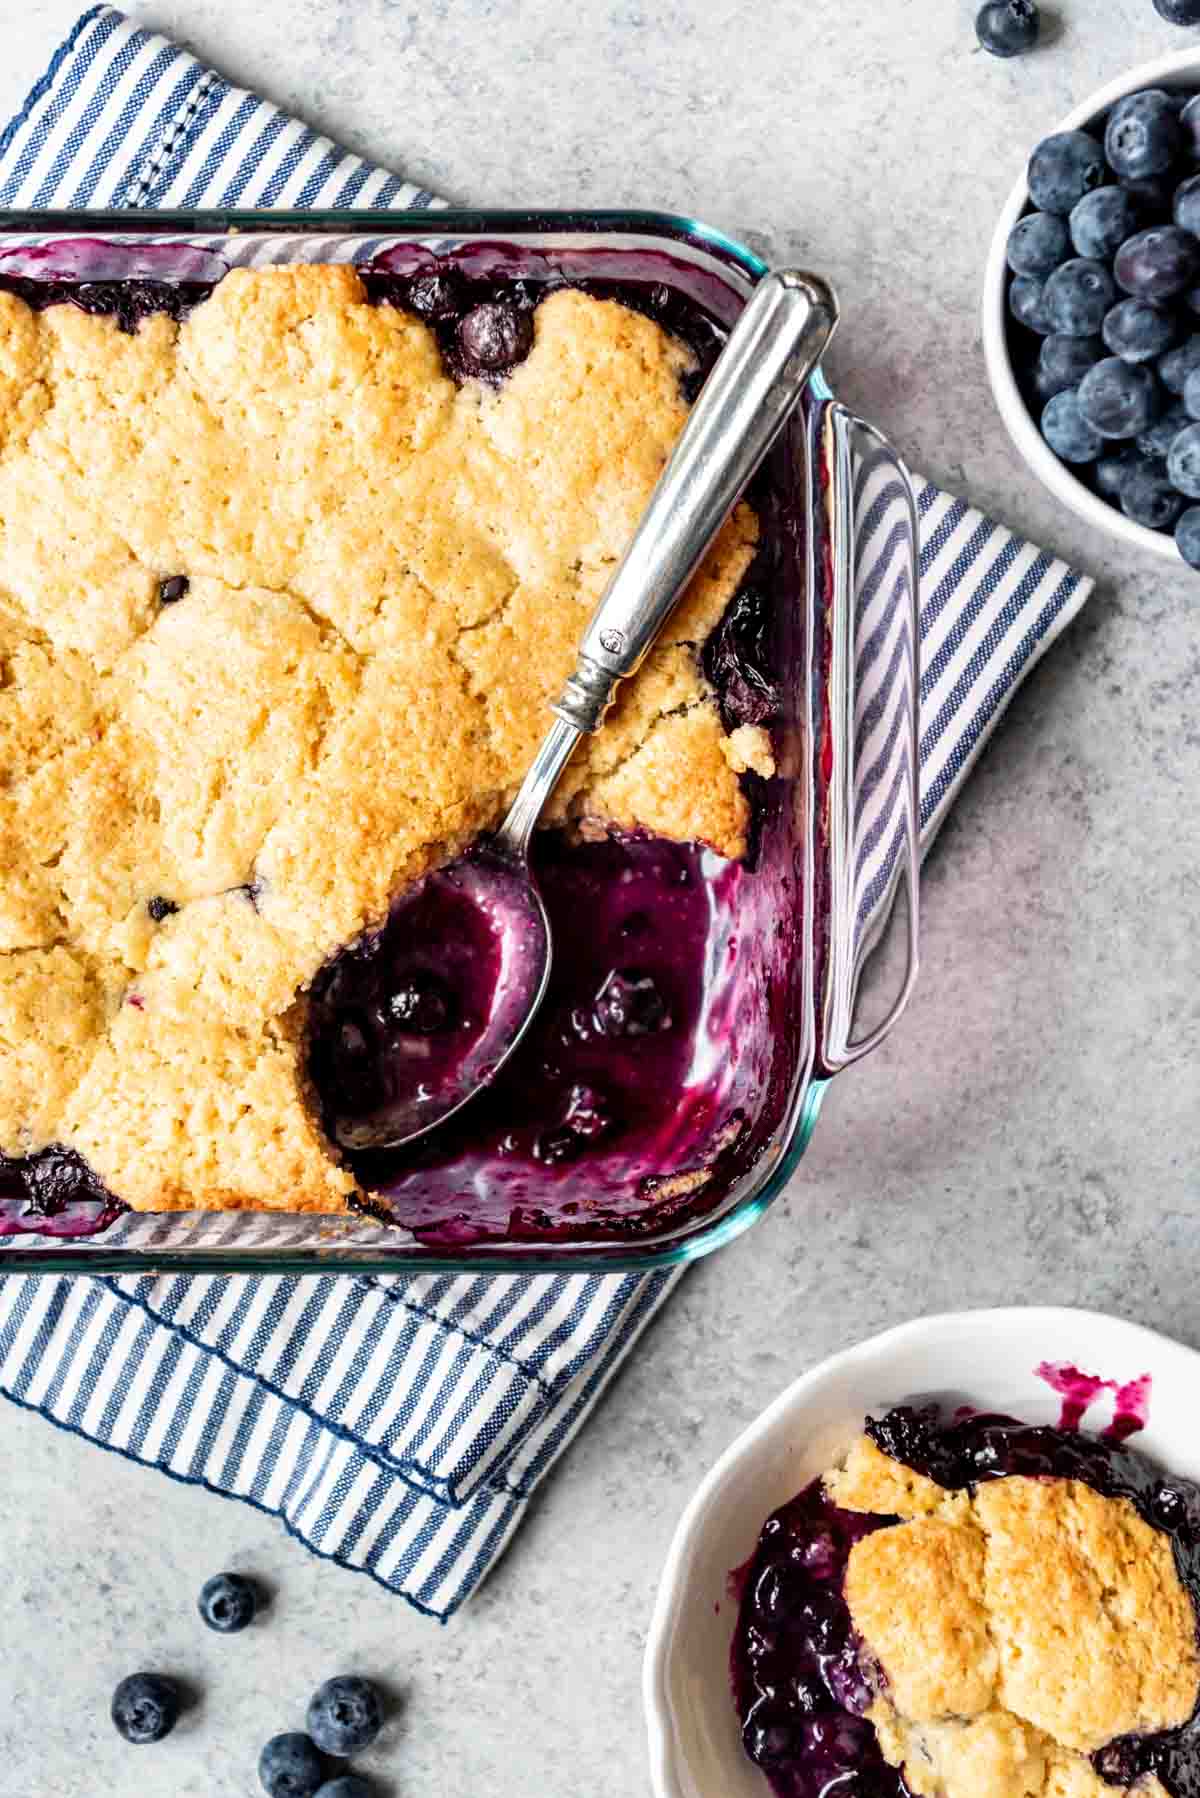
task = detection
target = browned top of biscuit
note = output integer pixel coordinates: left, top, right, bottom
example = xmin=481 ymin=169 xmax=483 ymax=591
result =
xmin=832 ymin=1435 xmax=1198 ymax=1798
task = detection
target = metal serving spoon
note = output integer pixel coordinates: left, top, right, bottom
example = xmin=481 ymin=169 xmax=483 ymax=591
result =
xmin=336 ymin=268 xmax=838 ymax=1154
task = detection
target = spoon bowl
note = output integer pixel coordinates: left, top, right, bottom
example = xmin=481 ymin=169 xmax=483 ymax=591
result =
xmin=331 ymin=839 xmax=552 ymax=1153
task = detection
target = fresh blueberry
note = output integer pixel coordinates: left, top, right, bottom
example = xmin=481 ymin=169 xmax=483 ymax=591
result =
xmin=1176 ymin=504 xmax=1200 ymax=565
xmin=158 ymin=575 xmax=189 ymax=604
xmin=314 ymin=1781 xmax=373 ymax=1798
xmin=1041 ymin=389 xmax=1104 ymax=463
xmin=259 ymin=1733 xmax=325 ymax=1798
xmin=1159 ymin=332 xmax=1200 ymax=392
xmin=1009 ymin=273 xmax=1052 ymax=333
xmin=455 ymin=302 xmax=534 ymax=377
xmin=1007 ymin=210 xmax=1070 ymax=277
xmin=1069 ymin=187 xmax=1142 ymax=260
xmin=1105 ymin=90 xmax=1183 ymax=180
xmin=1027 ymin=131 xmax=1108 ymax=215
xmin=1167 ymin=420 xmax=1200 ymax=494
xmin=1154 ymin=0 xmax=1200 ymax=21
xmin=147 ymin=895 xmax=179 ymax=922
xmin=306 ymin=1676 xmax=383 ymax=1758
xmin=593 ymin=968 xmax=671 ymax=1036
xmin=198 ymin=1571 xmax=257 ymax=1633
xmin=1115 ymin=226 xmax=1200 ymax=300
xmin=975 ymin=0 xmax=1040 ymax=56
xmin=1043 ymin=259 xmax=1118 ymax=336
xmin=1175 ymin=172 xmax=1200 ymax=236
xmin=1182 ymin=94 xmax=1200 ymax=158
xmin=1118 ymin=173 xmax=1173 ymax=215
xmin=1122 ymin=459 xmax=1187 ymax=529
xmin=111 ymin=1673 xmax=180 ymax=1745
xmin=1137 ymin=401 xmax=1193 ymax=458
xmin=1102 ymin=297 xmax=1180 ymax=362
xmin=1035 ymin=332 xmax=1103 ymax=398
xmin=1094 ymin=447 xmax=1143 ymax=500
xmin=1183 ymin=363 xmax=1200 ymax=417
xmin=1077 ymin=357 xmax=1164 ymax=437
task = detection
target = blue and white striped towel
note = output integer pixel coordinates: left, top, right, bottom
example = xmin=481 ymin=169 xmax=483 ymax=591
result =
xmin=0 ymin=6 xmax=1094 ymax=1619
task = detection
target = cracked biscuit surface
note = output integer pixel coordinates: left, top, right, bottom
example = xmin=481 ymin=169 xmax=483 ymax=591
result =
xmin=832 ymin=1434 xmax=1199 ymax=1798
xmin=0 ymin=267 xmax=761 ymax=1212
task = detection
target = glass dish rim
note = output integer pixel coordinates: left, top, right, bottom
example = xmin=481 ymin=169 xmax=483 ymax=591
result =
xmin=0 ymin=206 xmax=844 ymax=1275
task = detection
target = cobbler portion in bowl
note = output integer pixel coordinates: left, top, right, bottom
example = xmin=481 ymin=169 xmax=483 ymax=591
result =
xmin=732 ymin=1407 xmax=1200 ymax=1798
xmin=0 ymin=257 xmax=784 ymax=1232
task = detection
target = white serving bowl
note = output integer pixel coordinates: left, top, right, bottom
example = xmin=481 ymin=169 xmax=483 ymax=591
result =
xmin=643 ymin=1306 xmax=1200 ymax=1798
xmin=982 ymin=48 xmax=1200 ymax=565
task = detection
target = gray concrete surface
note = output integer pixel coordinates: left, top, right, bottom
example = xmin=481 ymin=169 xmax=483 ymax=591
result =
xmin=4 ymin=2 xmax=1200 ymax=1793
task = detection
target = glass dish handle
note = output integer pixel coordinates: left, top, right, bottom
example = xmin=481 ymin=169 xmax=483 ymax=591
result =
xmin=816 ymin=404 xmax=921 ymax=1073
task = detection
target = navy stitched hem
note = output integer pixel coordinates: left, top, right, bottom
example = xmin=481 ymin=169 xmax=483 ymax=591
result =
xmin=95 ymin=1275 xmax=540 ymax=1507
xmin=118 ymin=67 xmax=220 ymax=207
xmin=0 ymin=1375 xmax=476 ymax=1620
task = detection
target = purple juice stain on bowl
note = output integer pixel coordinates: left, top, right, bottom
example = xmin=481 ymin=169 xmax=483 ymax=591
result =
xmin=1035 ymin=1358 xmax=1153 ymax=1441
xmin=732 ymin=1403 xmax=1200 ymax=1798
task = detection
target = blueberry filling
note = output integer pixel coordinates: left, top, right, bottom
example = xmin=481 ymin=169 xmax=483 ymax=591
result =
xmin=158 ymin=574 xmax=189 ymax=604
xmin=306 ymin=864 xmax=504 ymax=1141
xmin=703 ymin=585 xmax=781 ymax=731
xmin=732 ymin=1480 xmax=903 ymax=1798
xmin=732 ymin=1405 xmax=1200 ymax=1798
xmin=0 ymin=275 xmax=212 ymax=333
xmin=0 ymin=1143 xmax=114 ymax=1219
xmin=310 ymin=830 xmax=753 ymax=1243
xmin=147 ymin=895 xmax=178 ymax=922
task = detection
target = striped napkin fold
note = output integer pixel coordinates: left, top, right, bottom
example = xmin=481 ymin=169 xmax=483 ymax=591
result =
xmin=0 ymin=5 xmax=1094 ymax=1619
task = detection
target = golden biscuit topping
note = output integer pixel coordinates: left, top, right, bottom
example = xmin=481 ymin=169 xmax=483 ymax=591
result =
xmin=833 ymin=1435 xmax=1199 ymax=1798
xmin=0 ymin=268 xmax=760 ymax=1212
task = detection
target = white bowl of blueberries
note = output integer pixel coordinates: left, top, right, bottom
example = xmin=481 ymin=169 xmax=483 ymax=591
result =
xmin=984 ymin=44 xmax=1200 ymax=569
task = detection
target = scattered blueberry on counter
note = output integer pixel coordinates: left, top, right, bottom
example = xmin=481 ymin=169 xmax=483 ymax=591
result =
xmin=1155 ymin=0 xmax=1200 ymax=24
xmin=1006 ymin=85 xmax=1200 ymax=566
xmin=109 ymin=1573 xmax=388 ymax=1791
xmin=976 ymin=0 xmax=1041 ymax=58
xmin=259 ymin=1732 xmax=326 ymax=1798
xmin=306 ymin=1677 xmax=384 ymax=1758
xmin=198 ymin=1570 xmax=258 ymax=1633
xmin=111 ymin=1672 xmax=181 ymax=1745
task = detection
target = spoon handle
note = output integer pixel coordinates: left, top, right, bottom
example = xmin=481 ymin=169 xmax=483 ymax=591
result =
xmin=552 ymin=268 xmax=838 ymax=735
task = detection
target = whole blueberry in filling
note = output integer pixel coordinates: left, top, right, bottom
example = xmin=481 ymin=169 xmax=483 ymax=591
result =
xmin=592 ymin=969 xmax=671 ymax=1037
xmin=703 ymin=586 xmax=781 ymax=731
xmin=405 ymin=268 xmax=468 ymax=320
xmin=455 ymin=300 xmax=535 ymax=379
xmin=733 ymin=1405 xmax=1200 ymax=1798
xmin=385 ymin=970 xmax=458 ymax=1034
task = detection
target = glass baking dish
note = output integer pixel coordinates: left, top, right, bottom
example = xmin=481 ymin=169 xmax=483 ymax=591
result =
xmin=0 ymin=209 xmax=920 ymax=1274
